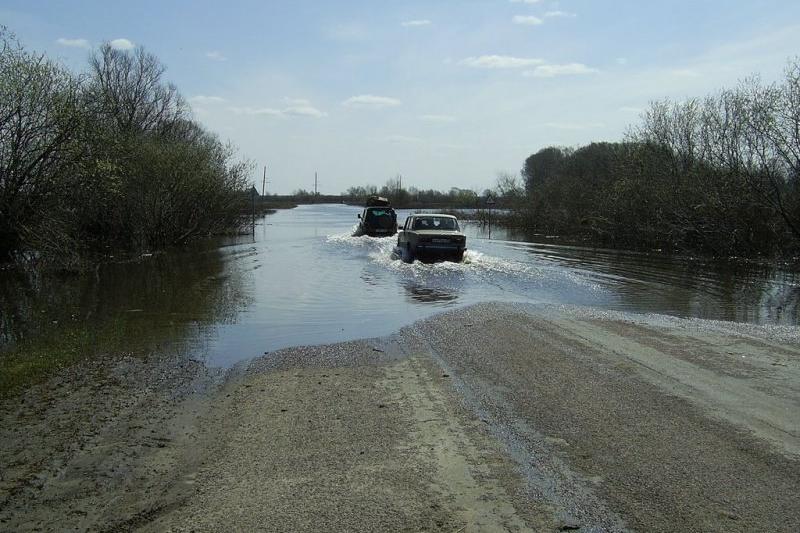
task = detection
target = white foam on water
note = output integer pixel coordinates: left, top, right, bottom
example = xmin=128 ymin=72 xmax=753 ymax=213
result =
xmin=324 ymin=232 xmax=602 ymax=293
xmin=325 ymin=231 xmax=396 ymax=254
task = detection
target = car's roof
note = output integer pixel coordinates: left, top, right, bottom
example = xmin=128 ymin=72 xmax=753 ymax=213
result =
xmin=411 ymin=213 xmax=457 ymax=219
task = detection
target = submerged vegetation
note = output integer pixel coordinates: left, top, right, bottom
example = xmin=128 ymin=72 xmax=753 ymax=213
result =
xmin=516 ymin=58 xmax=800 ymax=257
xmin=0 ymin=242 xmax=250 ymax=396
xmin=335 ymin=59 xmax=800 ymax=259
xmin=3 ymin=24 xmax=798 ymax=268
xmin=0 ymin=28 xmax=250 ymax=266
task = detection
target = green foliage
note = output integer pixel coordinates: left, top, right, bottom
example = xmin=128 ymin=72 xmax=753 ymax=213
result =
xmin=0 ymin=321 xmax=103 ymax=398
xmin=0 ymin=30 xmax=250 ymax=263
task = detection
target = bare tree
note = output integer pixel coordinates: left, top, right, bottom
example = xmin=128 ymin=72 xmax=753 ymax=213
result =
xmin=737 ymin=65 xmax=800 ymax=239
xmin=0 ymin=28 xmax=84 ymax=256
xmin=87 ymin=43 xmax=186 ymax=134
xmin=495 ymin=171 xmax=524 ymax=198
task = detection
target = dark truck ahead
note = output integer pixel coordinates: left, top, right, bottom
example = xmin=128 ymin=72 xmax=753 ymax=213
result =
xmin=397 ymin=214 xmax=466 ymax=262
xmin=354 ymin=196 xmax=397 ymax=237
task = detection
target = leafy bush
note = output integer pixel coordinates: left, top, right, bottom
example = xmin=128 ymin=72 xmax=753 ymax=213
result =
xmin=0 ymin=29 xmax=250 ymax=264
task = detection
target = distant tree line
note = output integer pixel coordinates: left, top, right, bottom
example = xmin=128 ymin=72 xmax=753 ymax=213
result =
xmin=518 ymin=58 xmax=800 ymax=257
xmin=342 ymin=177 xmax=481 ymax=208
xmin=0 ymin=28 xmax=250 ymax=265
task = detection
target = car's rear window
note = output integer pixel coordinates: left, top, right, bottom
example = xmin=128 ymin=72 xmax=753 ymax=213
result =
xmin=412 ymin=217 xmax=458 ymax=230
xmin=365 ymin=209 xmax=395 ymax=228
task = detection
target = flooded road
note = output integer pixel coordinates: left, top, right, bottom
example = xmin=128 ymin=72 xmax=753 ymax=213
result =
xmin=3 ymin=204 xmax=800 ymax=532
xmin=2 ymin=204 xmax=798 ymax=368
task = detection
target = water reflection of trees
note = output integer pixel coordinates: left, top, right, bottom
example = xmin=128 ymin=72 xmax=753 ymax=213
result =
xmin=512 ymin=238 xmax=799 ymax=325
xmin=0 ymin=241 xmax=252 ymax=354
xmin=615 ymin=257 xmax=800 ymax=325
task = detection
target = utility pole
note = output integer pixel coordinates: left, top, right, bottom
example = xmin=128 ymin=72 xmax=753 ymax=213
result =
xmin=251 ymin=187 xmax=256 ymax=238
xmin=486 ymin=195 xmax=495 ymax=240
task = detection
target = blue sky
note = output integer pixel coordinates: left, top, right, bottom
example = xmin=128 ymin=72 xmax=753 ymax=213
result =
xmin=3 ymin=1 xmax=799 ymax=194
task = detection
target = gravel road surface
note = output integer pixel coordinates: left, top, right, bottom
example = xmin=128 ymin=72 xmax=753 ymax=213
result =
xmin=2 ymin=302 xmax=798 ymax=532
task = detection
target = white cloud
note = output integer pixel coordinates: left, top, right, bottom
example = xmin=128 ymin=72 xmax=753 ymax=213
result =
xmin=544 ymin=121 xmax=605 ymax=130
xmin=109 ymin=38 xmax=134 ymax=50
xmin=206 ymin=51 xmax=227 ymax=61
xmin=419 ymin=114 xmax=456 ymax=122
xmin=512 ymin=15 xmax=543 ymax=26
xmin=283 ymin=105 xmax=327 ymax=118
xmin=616 ymin=57 xmax=629 ymax=66
xmin=544 ymin=11 xmax=576 ymax=18
xmin=342 ymin=95 xmax=402 ymax=108
xmin=460 ymin=55 xmax=545 ymax=69
xmin=228 ymin=100 xmax=327 ymax=118
xmin=229 ymin=106 xmax=283 ymax=116
xmin=509 ymin=0 xmax=541 ymax=3
xmin=188 ymin=95 xmax=227 ymax=105
xmin=56 ymin=38 xmax=90 ymax=49
xmin=401 ymin=19 xmax=431 ymax=27
xmin=524 ymin=63 xmax=598 ymax=77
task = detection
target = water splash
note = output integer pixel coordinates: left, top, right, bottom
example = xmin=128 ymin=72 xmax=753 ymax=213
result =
xmin=324 ymin=232 xmax=601 ymax=293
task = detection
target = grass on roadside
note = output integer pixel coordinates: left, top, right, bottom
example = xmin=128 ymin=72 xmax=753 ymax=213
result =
xmin=0 ymin=316 xmax=183 ymax=399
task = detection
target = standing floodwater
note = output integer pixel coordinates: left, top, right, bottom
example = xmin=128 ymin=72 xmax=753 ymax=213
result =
xmin=2 ymin=204 xmax=798 ymax=368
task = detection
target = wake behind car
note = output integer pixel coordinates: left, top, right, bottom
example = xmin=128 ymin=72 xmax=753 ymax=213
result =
xmin=354 ymin=196 xmax=398 ymax=237
xmin=397 ymin=214 xmax=466 ymax=262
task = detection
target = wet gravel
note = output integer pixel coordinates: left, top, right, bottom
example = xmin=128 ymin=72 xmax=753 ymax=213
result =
xmin=2 ymin=301 xmax=798 ymax=532
xmin=401 ymin=302 xmax=800 ymax=532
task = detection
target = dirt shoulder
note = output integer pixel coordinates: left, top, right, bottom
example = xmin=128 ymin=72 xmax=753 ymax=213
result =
xmin=1 ymin=303 xmax=799 ymax=532
xmin=0 ymin=352 xmax=217 ymax=531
